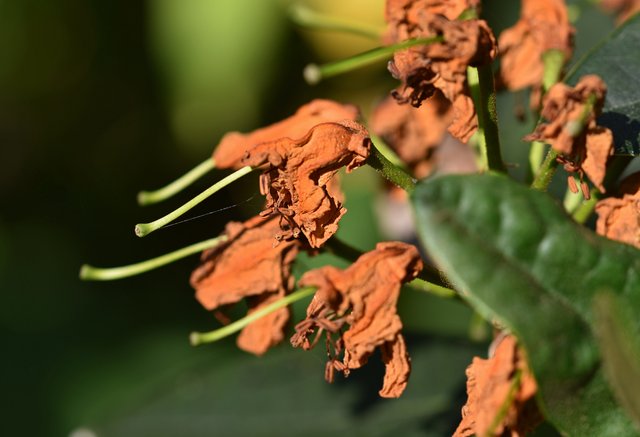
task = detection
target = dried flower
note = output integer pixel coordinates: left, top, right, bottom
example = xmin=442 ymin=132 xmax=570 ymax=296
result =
xmin=524 ymin=75 xmax=613 ymax=196
xmin=190 ymin=215 xmax=301 ymax=355
xmin=596 ymin=172 xmax=640 ymax=248
xmin=242 ymin=120 xmax=371 ymax=248
xmin=600 ymin=0 xmax=640 ymax=24
xmin=291 ymin=242 xmax=423 ymax=398
xmin=454 ymin=334 xmax=541 ymax=437
xmin=212 ymin=100 xmax=359 ymax=169
xmin=498 ymin=0 xmax=574 ymax=94
xmin=384 ymin=3 xmax=497 ymax=142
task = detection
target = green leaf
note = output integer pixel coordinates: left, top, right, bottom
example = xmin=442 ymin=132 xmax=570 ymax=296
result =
xmin=566 ymin=13 xmax=640 ymax=155
xmin=593 ymin=292 xmax=640 ymax=431
xmin=412 ymin=173 xmax=640 ymax=436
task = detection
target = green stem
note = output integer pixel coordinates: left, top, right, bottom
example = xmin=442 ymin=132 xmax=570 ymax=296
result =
xmin=190 ymin=286 xmax=317 ymax=346
xmin=531 ymin=149 xmax=559 ymax=191
xmin=369 ymin=133 xmax=407 ymax=169
xmin=406 ymin=277 xmax=457 ymax=298
xmin=367 ymin=142 xmax=417 ymax=193
xmin=137 ymin=158 xmax=216 ymax=206
xmin=541 ymin=49 xmax=565 ymax=93
xmin=288 ymin=3 xmax=383 ymax=40
xmin=135 ymin=166 xmax=254 ymax=237
xmin=79 ymin=236 xmax=228 ymax=281
xmin=572 ymin=189 xmax=599 ymax=224
xmin=304 ymin=36 xmax=444 ymax=85
xmin=468 ymin=65 xmax=506 ymax=173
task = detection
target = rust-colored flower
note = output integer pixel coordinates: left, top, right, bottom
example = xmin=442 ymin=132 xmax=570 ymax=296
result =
xmin=524 ymin=75 xmax=613 ymax=196
xmin=385 ymin=0 xmax=481 ymax=27
xmin=242 ymin=120 xmax=371 ymax=248
xmin=596 ymin=172 xmax=640 ymax=248
xmin=454 ymin=334 xmax=541 ymax=437
xmin=371 ymin=93 xmax=451 ymax=178
xmin=384 ymin=4 xmax=497 ymax=142
xmin=498 ymin=0 xmax=574 ymax=94
xmin=291 ymin=242 xmax=423 ymax=398
xmin=190 ymin=215 xmax=301 ymax=355
xmin=600 ymin=0 xmax=640 ymax=24
xmin=212 ymin=99 xmax=359 ymax=169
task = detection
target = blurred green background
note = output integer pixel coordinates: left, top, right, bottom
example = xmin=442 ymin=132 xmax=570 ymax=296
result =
xmin=0 ymin=1 xmax=614 ymax=436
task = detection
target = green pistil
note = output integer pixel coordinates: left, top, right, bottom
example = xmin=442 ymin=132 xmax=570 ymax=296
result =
xmin=304 ymin=36 xmax=444 ymax=85
xmin=79 ymin=236 xmax=227 ymax=281
xmin=190 ymin=286 xmax=317 ymax=346
xmin=289 ymin=3 xmax=383 ymax=40
xmin=135 ymin=166 xmax=254 ymax=237
xmin=137 ymin=158 xmax=216 ymax=206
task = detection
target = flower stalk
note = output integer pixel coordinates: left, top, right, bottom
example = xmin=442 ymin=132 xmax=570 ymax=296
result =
xmin=366 ymin=141 xmax=417 ymax=193
xmin=289 ymin=3 xmax=383 ymax=40
xmin=135 ymin=166 xmax=254 ymax=237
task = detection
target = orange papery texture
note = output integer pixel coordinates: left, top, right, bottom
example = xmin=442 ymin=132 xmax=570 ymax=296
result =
xmin=600 ymin=0 xmax=640 ymax=24
xmin=291 ymin=242 xmax=423 ymax=398
xmin=212 ymin=99 xmax=359 ymax=169
xmin=190 ymin=215 xmax=301 ymax=355
xmin=498 ymin=0 xmax=574 ymax=101
xmin=383 ymin=0 xmax=496 ymax=143
xmin=242 ymin=120 xmax=371 ymax=248
xmin=596 ymin=172 xmax=640 ymax=248
xmin=454 ymin=335 xmax=541 ymax=437
xmin=525 ymin=75 xmax=613 ymax=195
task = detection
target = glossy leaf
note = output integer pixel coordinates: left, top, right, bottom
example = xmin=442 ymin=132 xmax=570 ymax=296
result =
xmin=566 ymin=13 xmax=640 ymax=155
xmin=412 ymin=173 xmax=640 ymax=436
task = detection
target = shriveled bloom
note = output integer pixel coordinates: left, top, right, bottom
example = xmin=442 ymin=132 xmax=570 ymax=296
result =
xmin=600 ymin=0 xmax=640 ymax=24
xmin=190 ymin=215 xmax=301 ymax=355
xmin=242 ymin=120 xmax=370 ymax=248
xmin=596 ymin=172 xmax=640 ymax=248
xmin=212 ymin=99 xmax=359 ymax=169
xmin=384 ymin=0 xmax=497 ymax=142
xmin=371 ymin=93 xmax=451 ymax=178
xmin=525 ymin=75 xmax=613 ymax=197
xmin=291 ymin=242 xmax=423 ymax=398
xmin=454 ymin=335 xmax=541 ymax=437
xmin=498 ymin=0 xmax=574 ymax=96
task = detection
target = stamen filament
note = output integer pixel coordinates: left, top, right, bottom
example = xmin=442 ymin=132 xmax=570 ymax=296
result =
xmin=289 ymin=3 xmax=383 ymax=40
xmin=304 ymin=36 xmax=444 ymax=85
xmin=135 ymin=166 xmax=254 ymax=237
xmin=190 ymin=286 xmax=317 ymax=346
xmin=79 ymin=236 xmax=228 ymax=281
xmin=137 ymin=158 xmax=216 ymax=206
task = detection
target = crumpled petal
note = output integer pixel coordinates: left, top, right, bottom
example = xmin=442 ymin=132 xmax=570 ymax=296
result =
xmin=454 ymin=335 xmax=541 ymax=437
xmin=600 ymin=0 xmax=640 ymax=24
xmin=212 ymin=99 xmax=359 ymax=169
xmin=190 ymin=215 xmax=300 ymax=355
xmin=524 ymin=75 xmax=613 ymax=193
xmin=498 ymin=0 xmax=574 ymax=93
xmin=292 ymin=241 xmax=423 ymax=398
xmin=371 ymin=92 xmax=451 ymax=178
xmin=384 ymin=0 xmax=481 ymax=38
xmin=384 ymin=4 xmax=497 ymax=142
xmin=242 ymin=120 xmax=371 ymax=248
xmin=596 ymin=172 xmax=640 ymax=248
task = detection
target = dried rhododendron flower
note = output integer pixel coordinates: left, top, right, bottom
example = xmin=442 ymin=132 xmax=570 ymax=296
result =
xmin=291 ymin=242 xmax=423 ymax=398
xmin=190 ymin=215 xmax=301 ymax=355
xmin=524 ymin=75 xmax=613 ymax=197
xmin=600 ymin=0 xmax=640 ymax=24
xmin=242 ymin=120 xmax=370 ymax=248
xmin=384 ymin=0 xmax=481 ymax=34
xmin=596 ymin=172 xmax=640 ymax=248
xmin=371 ymin=93 xmax=451 ymax=178
xmin=212 ymin=99 xmax=359 ymax=169
xmin=498 ymin=0 xmax=574 ymax=94
xmin=454 ymin=334 xmax=541 ymax=437
xmin=384 ymin=4 xmax=497 ymax=142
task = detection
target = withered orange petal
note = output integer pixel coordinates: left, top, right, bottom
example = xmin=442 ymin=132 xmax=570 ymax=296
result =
xmin=379 ymin=334 xmax=411 ymax=398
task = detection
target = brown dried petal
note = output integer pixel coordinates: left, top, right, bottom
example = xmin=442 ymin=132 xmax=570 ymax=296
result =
xmin=371 ymin=93 xmax=451 ymax=178
xmin=582 ymin=126 xmax=614 ymax=192
xmin=190 ymin=215 xmax=299 ymax=355
xmin=596 ymin=173 xmax=640 ymax=248
xmin=454 ymin=335 xmax=541 ymax=437
xmin=385 ymin=0 xmax=481 ymax=33
xmin=499 ymin=0 xmax=574 ymax=91
xmin=600 ymin=0 xmax=640 ymax=24
xmin=379 ymin=334 xmax=411 ymax=398
xmin=212 ymin=100 xmax=359 ymax=169
xmin=296 ymin=241 xmax=423 ymax=397
xmin=242 ymin=120 xmax=370 ymax=248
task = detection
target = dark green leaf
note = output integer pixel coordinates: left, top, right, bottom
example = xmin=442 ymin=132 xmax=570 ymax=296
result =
xmin=566 ymin=13 xmax=640 ymax=155
xmin=412 ymin=173 xmax=640 ymax=436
